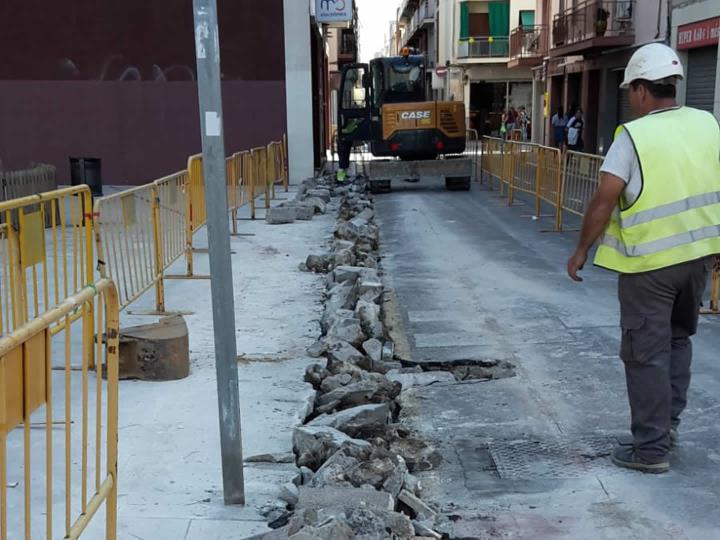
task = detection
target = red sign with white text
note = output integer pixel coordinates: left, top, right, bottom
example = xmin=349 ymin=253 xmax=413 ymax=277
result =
xmin=677 ymin=17 xmax=720 ymax=50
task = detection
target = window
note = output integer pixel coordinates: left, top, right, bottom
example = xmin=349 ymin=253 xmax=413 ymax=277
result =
xmin=341 ymin=67 xmax=367 ymax=109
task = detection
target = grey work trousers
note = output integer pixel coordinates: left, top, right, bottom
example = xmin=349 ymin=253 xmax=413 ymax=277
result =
xmin=618 ymin=257 xmax=712 ymax=461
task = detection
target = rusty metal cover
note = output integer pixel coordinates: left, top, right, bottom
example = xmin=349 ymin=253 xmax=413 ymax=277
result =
xmin=118 ymin=315 xmax=189 ymax=381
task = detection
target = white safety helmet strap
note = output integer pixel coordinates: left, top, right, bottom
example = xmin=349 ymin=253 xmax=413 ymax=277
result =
xmin=620 ymin=43 xmax=684 ymax=89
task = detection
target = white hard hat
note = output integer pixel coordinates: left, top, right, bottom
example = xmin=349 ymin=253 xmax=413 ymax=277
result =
xmin=620 ymin=43 xmax=684 ymax=89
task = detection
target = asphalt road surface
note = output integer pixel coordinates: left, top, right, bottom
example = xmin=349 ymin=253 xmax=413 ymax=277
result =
xmin=375 ymin=177 xmax=720 ymax=540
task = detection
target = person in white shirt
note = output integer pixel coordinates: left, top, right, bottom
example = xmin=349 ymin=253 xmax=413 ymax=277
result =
xmin=566 ymin=109 xmax=585 ymax=152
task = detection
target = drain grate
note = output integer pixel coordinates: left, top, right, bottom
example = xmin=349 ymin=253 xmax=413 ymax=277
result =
xmin=488 ymin=436 xmax=615 ymax=480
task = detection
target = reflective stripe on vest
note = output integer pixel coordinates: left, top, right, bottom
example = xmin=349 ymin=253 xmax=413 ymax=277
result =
xmin=602 ymin=224 xmax=720 ymax=257
xmin=619 ymin=191 xmax=720 ymax=229
xmin=594 ymin=107 xmax=720 ymax=274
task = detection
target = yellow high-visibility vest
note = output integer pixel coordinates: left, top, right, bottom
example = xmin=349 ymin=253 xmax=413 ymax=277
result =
xmin=594 ymin=107 xmax=720 ymax=274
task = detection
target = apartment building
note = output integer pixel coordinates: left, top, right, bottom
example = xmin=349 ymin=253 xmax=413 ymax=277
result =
xmin=537 ymin=0 xmax=670 ymax=153
xmin=433 ymin=1 xmax=536 ymax=136
xmin=397 ymin=0 xmax=440 ymax=97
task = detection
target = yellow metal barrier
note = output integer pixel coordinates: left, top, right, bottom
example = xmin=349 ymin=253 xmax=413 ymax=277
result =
xmin=251 ymin=147 xmax=270 ymax=212
xmin=94 ymin=172 xmax=188 ymax=312
xmin=480 ymin=136 xmax=505 ymax=189
xmin=0 ymin=187 xmax=94 ymax=337
xmin=281 ymin=134 xmax=289 ymax=192
xmin=226 ymin=153 xmax=242 ymax=235
xmin=465 ymin=130 xmax=480 ymax=182
xmin=703 ymin=261 xmax=720 ymax=315
xmin=506 ymin=142 xmax=538 ymax=206
xmin=559 ymin=151 xmax=603 ymax=231
xmin=0 ymin=278 xmax=119 ymax=540
xmin=186 ymin=154 xmax=207 ymax=236
xmin=536 ymin=146 xmax=564 ymax=231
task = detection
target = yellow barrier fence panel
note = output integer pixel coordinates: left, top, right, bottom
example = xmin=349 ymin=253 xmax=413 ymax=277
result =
xmin=537 ymin=146 xmax=564 ymax=231
xmin=94 ymin=184 xmax=159 ymax=312
xmin=226 ymin=155 xmax=237 ymax=235
xmin=480 ymin=136 xmax=505 ymax=189
xmin=465 ymin=130 xmax=480 ymax=182
xmin=507 ymin=142 xmax=538 ymax=207
xmin=560 ymin=150 xmax=603 ymax=230
xmin=282 ymin=134 xmax=289 ymax=192
xmin=702 ymin=261 xmax=720 ymax=315
xmin=186 ymin=154 xmax=207 ymax=234
xmin=0 ymin=187 xmax=94 ymax=338
xmin=250 ymin=147 xmax=269 ymax=212
xmin=246 ymin=150 xmax=258 ymax=220
xmin=260 ymin=147 xmax=270 ymax=210
xmin=266 ymin=143 xmax=277 ymax=202
xmin=94 ymin=172 xmax=188 ymax=313
xmin=0 ymin=278 xmax=119 ymax=540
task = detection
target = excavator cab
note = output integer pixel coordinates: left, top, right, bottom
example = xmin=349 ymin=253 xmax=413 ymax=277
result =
xmin=337 ymin=51 xmax=469 ymax=190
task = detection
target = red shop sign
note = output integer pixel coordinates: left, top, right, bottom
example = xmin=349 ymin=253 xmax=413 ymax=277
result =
xmin=677 ymin=17 xmax=720 ymax=50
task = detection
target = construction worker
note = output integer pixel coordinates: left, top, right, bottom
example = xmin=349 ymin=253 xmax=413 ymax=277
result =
xmin=566 ymin=43 xmax=720 ymax=473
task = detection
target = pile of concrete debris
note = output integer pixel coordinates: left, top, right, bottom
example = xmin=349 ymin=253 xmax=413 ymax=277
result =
xmin=251 ymin=176 xmax=449 ymax=539
xmin=265 ymin=178 xmax=333 ymax=223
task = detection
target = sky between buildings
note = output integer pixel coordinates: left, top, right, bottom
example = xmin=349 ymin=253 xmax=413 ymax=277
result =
xmin=356 ymin=0 xmax=401 ymax=63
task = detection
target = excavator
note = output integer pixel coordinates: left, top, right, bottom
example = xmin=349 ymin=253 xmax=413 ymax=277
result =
xmin=336 ymin=48 xmax=472 ymax=193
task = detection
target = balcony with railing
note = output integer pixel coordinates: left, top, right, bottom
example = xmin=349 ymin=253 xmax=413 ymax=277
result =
xmin=402 ymin=0 xmax=437 ymax=48
xmin=457 ymin=37 xmax=510 ymax=60
xmin=509 ymin=25 xmax=548 ymax=68
xmin=551 ymin=0 xmax=634 ymax=56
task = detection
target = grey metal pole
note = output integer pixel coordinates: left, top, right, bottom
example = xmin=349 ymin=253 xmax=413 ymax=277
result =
xmin=191 ymin=0 xmax=245 ymax=505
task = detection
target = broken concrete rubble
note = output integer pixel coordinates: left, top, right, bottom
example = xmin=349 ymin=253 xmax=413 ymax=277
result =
xmin=304 ymin=254 xmax=332 ymax=273
xmin=251 ymin=175 xmax=446 ymax=540
xmin=265 ymin=206 xmax=297 ymax=225
xmin=326 ymin=317 xmax=365 ymax=348
xmin=362 ymin=338 xmax=383 ymax=365
xmin=356 ymin=299 xmax=384 ymax=340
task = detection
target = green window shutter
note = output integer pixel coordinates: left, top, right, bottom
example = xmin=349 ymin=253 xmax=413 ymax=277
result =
xmin=488 ymin=1 xmax=510 ymax=37
xmin=520 ymin=10 xmax=535 ymax=30
xmin=460 ymin=2 xmax=470 ymax=40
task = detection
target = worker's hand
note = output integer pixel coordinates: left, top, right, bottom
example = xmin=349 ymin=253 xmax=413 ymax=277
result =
xmin=567 ymin=250 xmax=588 ymax=282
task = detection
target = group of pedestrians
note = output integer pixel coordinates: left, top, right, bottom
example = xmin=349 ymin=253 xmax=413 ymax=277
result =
xmin=501 ymin=106 xmax=530 ymax=141
xmin=551 ymin=106 xmax=585 ymax=152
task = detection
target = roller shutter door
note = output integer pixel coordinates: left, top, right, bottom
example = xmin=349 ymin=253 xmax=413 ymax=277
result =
xmin=686 ymin=45 xmax=718 ymax=113
xmin=617 ymin=72 xmax=634 ymax=124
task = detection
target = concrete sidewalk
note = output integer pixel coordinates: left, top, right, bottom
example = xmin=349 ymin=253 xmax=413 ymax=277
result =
xmin=375 ymin=180 xmax=720 ymax=539
xmin=4 ymin=186 xmax=334 ymax=539
xmin=111 ymin=190 xmax=333 ymax=539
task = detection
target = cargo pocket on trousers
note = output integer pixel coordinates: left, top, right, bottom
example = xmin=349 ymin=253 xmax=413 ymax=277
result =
xmin=620 ymin=313 xmax=647 ymax=363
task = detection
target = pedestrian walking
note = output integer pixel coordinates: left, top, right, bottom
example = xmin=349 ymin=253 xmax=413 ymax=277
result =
xmin=566 ymin=43 xmax=720 ymax=474
xmin=518 ymin=106 xmax=529 ymax=141
xmin=566 ymin=108 xmax=584 ymax=152
xmin=551 ymin=107 xmax=567 ymax=148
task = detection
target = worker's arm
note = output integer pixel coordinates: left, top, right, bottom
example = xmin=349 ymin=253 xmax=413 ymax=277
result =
xmin=567 ymin=173 xmax=626 ymax=282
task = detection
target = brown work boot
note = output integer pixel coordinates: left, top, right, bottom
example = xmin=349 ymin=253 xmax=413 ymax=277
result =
xmin=611 ymin=446 xmax=669 ymax=474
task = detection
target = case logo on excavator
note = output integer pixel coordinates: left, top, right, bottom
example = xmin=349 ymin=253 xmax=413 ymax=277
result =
xmin=400 ymin=111 xmax=431 ymax=120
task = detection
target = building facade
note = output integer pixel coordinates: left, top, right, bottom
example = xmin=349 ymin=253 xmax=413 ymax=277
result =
xmin=671 ymin=0 xmax=720 ymax=118
xmin=539 ymin=0 xmax=670 ymax=154
xmin=428 ymin=0 xmax=537 ymax=137
xmin=0 ymin=0 xmax=288 ymax=185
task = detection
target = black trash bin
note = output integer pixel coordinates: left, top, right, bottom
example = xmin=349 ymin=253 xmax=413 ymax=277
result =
xmin=70 ymin=157 xmax=103 ymax=197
